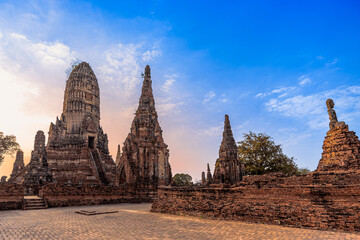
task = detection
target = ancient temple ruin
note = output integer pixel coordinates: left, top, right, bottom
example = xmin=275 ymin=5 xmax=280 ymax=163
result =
xmin=152 ymin=102 xmax=360 ymax=232
xmin=45 ymin=62 xmax=116 ymax=185
xmin=23 ymin=131 xmax=52 ymax=194
xmin=117 ymin=65 xmax=172 ymax=191
xmin=8 ymin=62 xmax=116 ymax=188
xmin=317 ymin=98 xmax=360 ymax=171
xmin=213 ymin=114 xmax=243 ymax=184
xmin=8 ymin=150 xmax=25 ymax=184
xmin=201 ymin=163 xmax=213 ymax=186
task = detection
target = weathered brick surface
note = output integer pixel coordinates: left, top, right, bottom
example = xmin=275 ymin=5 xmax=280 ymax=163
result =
xmin=317 ymin=123 xmax=360 ymax=171
xmin=40 ymin=183 xmax=153 ymax=208
xmin=0 ymin=183 xmax=24 ymax=210
xmin=151 ymin=171 xmax=360 ymax=232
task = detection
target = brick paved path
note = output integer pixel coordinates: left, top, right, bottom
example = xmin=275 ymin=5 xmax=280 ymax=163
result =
xmin=0 ymin=203 xmax=359 ymax=239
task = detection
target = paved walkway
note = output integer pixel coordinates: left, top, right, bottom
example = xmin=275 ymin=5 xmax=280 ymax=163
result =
xmin=0 ymin=203 xmax=359 ymax=239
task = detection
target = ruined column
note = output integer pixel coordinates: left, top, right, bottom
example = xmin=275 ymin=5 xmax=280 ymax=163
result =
xmin=201 ymin=171 xmax=206 ymax=185
xmin=115 ymin=144 xmax=121 ymax=166
xmin=9 ymin=150 xmax=25 ymax=179
xmin=317 ymin=99 xmax=360 ymax=171
xmin=0 ymin=176 xmax=7 ymax=183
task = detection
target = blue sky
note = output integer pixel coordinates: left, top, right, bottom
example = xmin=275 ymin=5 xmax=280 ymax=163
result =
xmin=0 ymin=0 xmax=359 ymax=179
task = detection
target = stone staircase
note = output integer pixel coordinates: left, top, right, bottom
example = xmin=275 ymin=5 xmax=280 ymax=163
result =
xmin=23 ymin=196 xmax=48 ymax=210
xmin=90 ymin=149 xmax=109 ymax=185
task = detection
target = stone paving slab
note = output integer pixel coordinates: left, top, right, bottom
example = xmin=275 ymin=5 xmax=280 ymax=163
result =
xmin=0 ymin=203 xmax=359 ymax=239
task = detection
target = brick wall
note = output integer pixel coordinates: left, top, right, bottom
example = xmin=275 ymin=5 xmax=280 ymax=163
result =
xmin=151 ymin=171 xmax=360 ymax=232
xmin=40 ymin=184 xmax=154 ymax=208
xmin=0 ymin=183 xmax=24 ymax=210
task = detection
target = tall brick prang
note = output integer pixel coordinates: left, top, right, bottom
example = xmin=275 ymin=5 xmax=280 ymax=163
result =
xmin=213 ymin=115 xmax=242 ymax=184
xmin=11 ymin=62 xmax=117 ymax=190
xmin=117 ymin=65 xmax=172 ymax=193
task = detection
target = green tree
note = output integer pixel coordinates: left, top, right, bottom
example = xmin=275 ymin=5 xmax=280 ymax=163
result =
xmin=172 ymin=173 xmax=193 ymax=186
xmin=238 ymin=132 xmax=298 ymax=175
xmin=297 ymin=168 xmax=311 ymax=175
xmin=0 ymin=132 xmax=20 ymax=166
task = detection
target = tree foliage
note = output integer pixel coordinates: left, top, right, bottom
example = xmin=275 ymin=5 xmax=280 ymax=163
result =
xmin=172 ymin=173 xmax=193 ymax=186
xmin=0 ymin=132 xmax=20 ymax=166
xmin=238 ymin=132 xmax=299 ymax=175
xmin=297 ymin=168 xmax=311 ymax=175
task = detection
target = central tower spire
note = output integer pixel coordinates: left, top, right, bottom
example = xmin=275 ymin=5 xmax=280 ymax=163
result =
xmin=139 ymin=65 xmax=155 ymax=110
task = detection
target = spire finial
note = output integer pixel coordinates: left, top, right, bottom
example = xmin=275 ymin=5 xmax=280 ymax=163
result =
xmin=225 ymin=114 xmax=230 ymax=126
xmin=145 ymin=65 xmax=151 ymax=78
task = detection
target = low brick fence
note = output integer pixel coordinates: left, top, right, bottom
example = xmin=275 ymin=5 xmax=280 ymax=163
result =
xmin=151 ymin=171 xmax=360 ymax=232
xmin=0 ymin=183 xmax=24 ymax=210
xmin=40 ymin=184 xmax=154 ymax=208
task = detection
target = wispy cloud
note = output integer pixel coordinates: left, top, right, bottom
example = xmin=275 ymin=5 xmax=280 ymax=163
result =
xmin=256 ymin=86 xmax=297 ymax=98
xmin=98 ymin=42 xmax=161 ymax=95
xmin=202 ymin=91 xmax=216 ymax=103
xmin=298 ymin=75 xmax=311 ymax=86
xmin=161 ymin=74 xmax=178 ymax=93
xmin=197 ymin=123 xmax=223 ymax=137
xmin=265 ymin=86 xmax=360 ymax=129
xmin=156 ymin=97 xmax=184 ymax=116
xmin=141 ymin=49 xmax=161 ymax=62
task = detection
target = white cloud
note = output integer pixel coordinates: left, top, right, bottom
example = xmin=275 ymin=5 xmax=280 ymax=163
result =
xmin=202 ymin=91 xmax=216 ymax=104
xmin=161 ymin=74 xmax=177 ymax=93
xmin=98 ymin=42 xmax=162 ymax=96
xmin=0 ymin=31 xmax=77 ymax=164
xmin=256 ymin=86 xmax=297 ymax=98
xmin=98 ymin=43 xmax=143 ymax=94
xmin=156 ymin=97 xmax=184 ymax=116
xmin=220 ymin=94 xmax=228 ymax=103
xmin=198 ymin=123 xmax=223 ymax=137
xmin=272 ymin=87 xmax=297 ymax=94
xmin=141 ymin=49 xmax=161 ymax=62
xmin=298 ymin=75 xmax=311 ymax=86
xmin=265 ymin=86 xmax=360 ymax=129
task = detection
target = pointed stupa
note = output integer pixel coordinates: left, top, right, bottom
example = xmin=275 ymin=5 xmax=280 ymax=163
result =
xmin=115 ymin=144 xmax=121 ymax=166
xmin=8 ymin=150 xmax=25 ymax=182
xmin=23 ymin=131 xmax=52 ymax=192
xmin=201 ymin=171 xmax=206 ymax=185
xmin=12 ymin=150 xmax=24 ymax=174
xmin=213 ymin=115 xmax=243 ymax=184
xmin=206 ymin=163 xmax=213 ymax=184
xmin=117 ymin=65 xmax=172 ymax=193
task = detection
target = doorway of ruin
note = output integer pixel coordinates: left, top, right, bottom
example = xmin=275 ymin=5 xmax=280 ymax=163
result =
xmin=88 ymin=136 xmax=95 ymax=149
